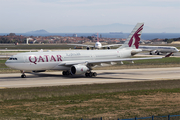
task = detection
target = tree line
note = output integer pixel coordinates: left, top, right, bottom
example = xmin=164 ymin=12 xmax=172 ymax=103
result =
xmin=0 ymin=33 xmax=26 ymax=43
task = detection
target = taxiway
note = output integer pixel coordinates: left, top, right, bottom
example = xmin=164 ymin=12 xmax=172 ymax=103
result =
xmin=0 ymin=67 xmax=180 ymax=88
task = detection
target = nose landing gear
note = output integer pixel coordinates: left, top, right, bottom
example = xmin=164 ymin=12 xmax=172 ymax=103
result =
xmin=20 ymin=70 xmax=26 ymax=78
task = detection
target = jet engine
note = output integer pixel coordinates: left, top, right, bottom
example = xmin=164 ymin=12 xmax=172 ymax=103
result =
xmin=70 ymin=65 xmax=89 ymax=75
xmin=150 ymin=50 xmax=160 ymax=55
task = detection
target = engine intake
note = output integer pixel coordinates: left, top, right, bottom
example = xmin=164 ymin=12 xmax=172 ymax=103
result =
xmin=71 ymin=65 xmax=89 ymax=75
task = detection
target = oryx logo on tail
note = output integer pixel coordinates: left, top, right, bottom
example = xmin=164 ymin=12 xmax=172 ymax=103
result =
xmin=128 ymin=24 xmax=144 ymax=49
xmin=118 ymin=23 xmax=144 ymax=50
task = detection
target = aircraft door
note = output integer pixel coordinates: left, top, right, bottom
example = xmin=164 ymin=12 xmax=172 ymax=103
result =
xmin=23 ymin=56 xmax=29 ymax=63
xmin=117 ymin=51 xmax=121 ymax=57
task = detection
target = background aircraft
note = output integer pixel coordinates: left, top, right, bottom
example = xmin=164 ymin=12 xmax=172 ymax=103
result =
xmin=139 ymin=46 xmax=179 ymax=55
xmin=69 ymin=33 xmax=121 ymax=50
xmin=5 ymin=23 xmax=163 ymax=78
xmin=70 ymin=34 xmax=179 ymax=56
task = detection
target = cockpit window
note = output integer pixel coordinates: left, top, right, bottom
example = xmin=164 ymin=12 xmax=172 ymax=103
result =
xmin=9 ymin=58 xmax=18 ymax=60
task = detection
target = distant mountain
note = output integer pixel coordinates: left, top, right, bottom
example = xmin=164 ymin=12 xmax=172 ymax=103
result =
xmin=51 ymin=23 xmax=135 ymax=33
xmin=26 ymin=29 xmax=49 ymax=34
xmin=25 ymin=24 xmax=180 ymax=33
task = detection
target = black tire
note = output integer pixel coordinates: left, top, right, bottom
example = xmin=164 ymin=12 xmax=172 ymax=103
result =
xmin=85 ymin=73 xmax=89 ymax=77
xmin=63 ymin=71 xmax=70 ymax=76
xmin=21 ymin=75 xmax=26 ymax=78
xmin=89 ymin=72 xmax=93 ymax=77
xmin=66 ymin=71 xmax=70 ymax=75
xmin=62 ymin=71 xmax=66 ymax=75
xmin=93 ymin=72 xmax=97 ymax=77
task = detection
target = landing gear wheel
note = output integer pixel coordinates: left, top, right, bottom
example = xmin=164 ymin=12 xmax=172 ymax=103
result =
xmin=85 ymin=73 xmax=89 ymax=77
xmin=62 ymin=71 xmax=71 ymax=76
xmin=93 ymin=72 xmax=97 ymax=77
xmin=85 ymin=72 xmax=97 ymax=77
xmin=157 ymin=52 xmax=160 ymax=55
xmin=89 ymin=72 xmax=93 ymax=77
xmin=21 ymin=74 xmax=26 ymax=78
xmin=150 ymin=52 xmax=152 ymax=55
xmin=20 ymin=70 xmax=26 ymax=78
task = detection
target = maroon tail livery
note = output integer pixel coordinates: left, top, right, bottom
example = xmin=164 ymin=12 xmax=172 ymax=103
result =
xmin=119 ymin=23 xmax=144 ymax=49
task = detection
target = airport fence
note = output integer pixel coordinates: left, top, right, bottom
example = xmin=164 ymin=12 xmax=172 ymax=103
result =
xmin=81 ymin=114 xmax=180 ymax=120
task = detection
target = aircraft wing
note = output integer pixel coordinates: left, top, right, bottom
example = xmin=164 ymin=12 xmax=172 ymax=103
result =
xmin=68 ymin=44 xmax=94 ymax=47
xmin=58 ymin=57 xmax=162 ymax=66
xmin=102 ymin=44 xmax=122 ymax=47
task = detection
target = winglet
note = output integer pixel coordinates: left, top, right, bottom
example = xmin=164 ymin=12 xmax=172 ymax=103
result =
xmin=165 ymin=52 xmax=173 ymax=58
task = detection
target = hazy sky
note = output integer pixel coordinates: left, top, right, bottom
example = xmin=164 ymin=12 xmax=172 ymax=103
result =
xmin=0 ymin=0 xmax=180 ymax=33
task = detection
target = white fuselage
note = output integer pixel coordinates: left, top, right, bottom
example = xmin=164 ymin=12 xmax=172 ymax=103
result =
xmin=5 ymin=49 xmax=132 ymax=71
xmin=94 ymin=42 xmax=102 ymax=49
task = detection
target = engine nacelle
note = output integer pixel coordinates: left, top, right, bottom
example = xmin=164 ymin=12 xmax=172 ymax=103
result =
xmin=71 ymin=65 xmax=89 ymax=75
xmin=152 ymin=50 xmax=157 ymax=53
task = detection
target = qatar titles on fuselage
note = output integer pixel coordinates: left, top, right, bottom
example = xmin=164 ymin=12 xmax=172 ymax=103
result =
xmin=6 ymin=49 xmax=132 ymax=71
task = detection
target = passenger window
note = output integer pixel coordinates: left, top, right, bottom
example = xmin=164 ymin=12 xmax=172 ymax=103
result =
xmin=9 ymin=58 xmax=17 ymax=60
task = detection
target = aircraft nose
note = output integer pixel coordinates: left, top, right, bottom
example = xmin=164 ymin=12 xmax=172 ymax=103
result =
xmin=5 ymin=61 xmax=16 ymax=69
xmin=5 ymin=60 xmax=10 ymax=67
xmin=5 ymin=60 xmax=14 ymax=68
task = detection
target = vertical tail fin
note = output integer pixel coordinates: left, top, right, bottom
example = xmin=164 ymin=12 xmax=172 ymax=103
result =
xmin=119 ymin=23 xmax=144 ymax=49
xmin=97 ymin=32 xmax=99 ymax=42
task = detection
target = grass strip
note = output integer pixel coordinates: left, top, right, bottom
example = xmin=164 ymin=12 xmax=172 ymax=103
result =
xmin=1 ymin=80 xmax=180 ymax=119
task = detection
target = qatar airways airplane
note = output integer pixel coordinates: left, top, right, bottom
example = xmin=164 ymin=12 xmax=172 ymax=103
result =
xmin=69 ymin=33 xmax=121 ymax=50
xmin=5 ymin=23 xmax=163 ymax=78
xmin=139 ymin=46 xmax=179 ymax=55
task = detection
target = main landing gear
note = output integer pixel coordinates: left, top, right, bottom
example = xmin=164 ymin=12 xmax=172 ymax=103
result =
xmin=62 ymin=70 xmax=97 ymax=77
xmin=62 ymin=71 xmax=71 ymax=76
xmin=85 ymin=72 xmax=97 ymax=77
xmin=20 ymin=70 xmax=26 ymax=78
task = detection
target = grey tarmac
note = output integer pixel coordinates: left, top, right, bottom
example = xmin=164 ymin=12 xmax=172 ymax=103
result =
xmin=0 ymin=67 xmax=180 ymax=88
